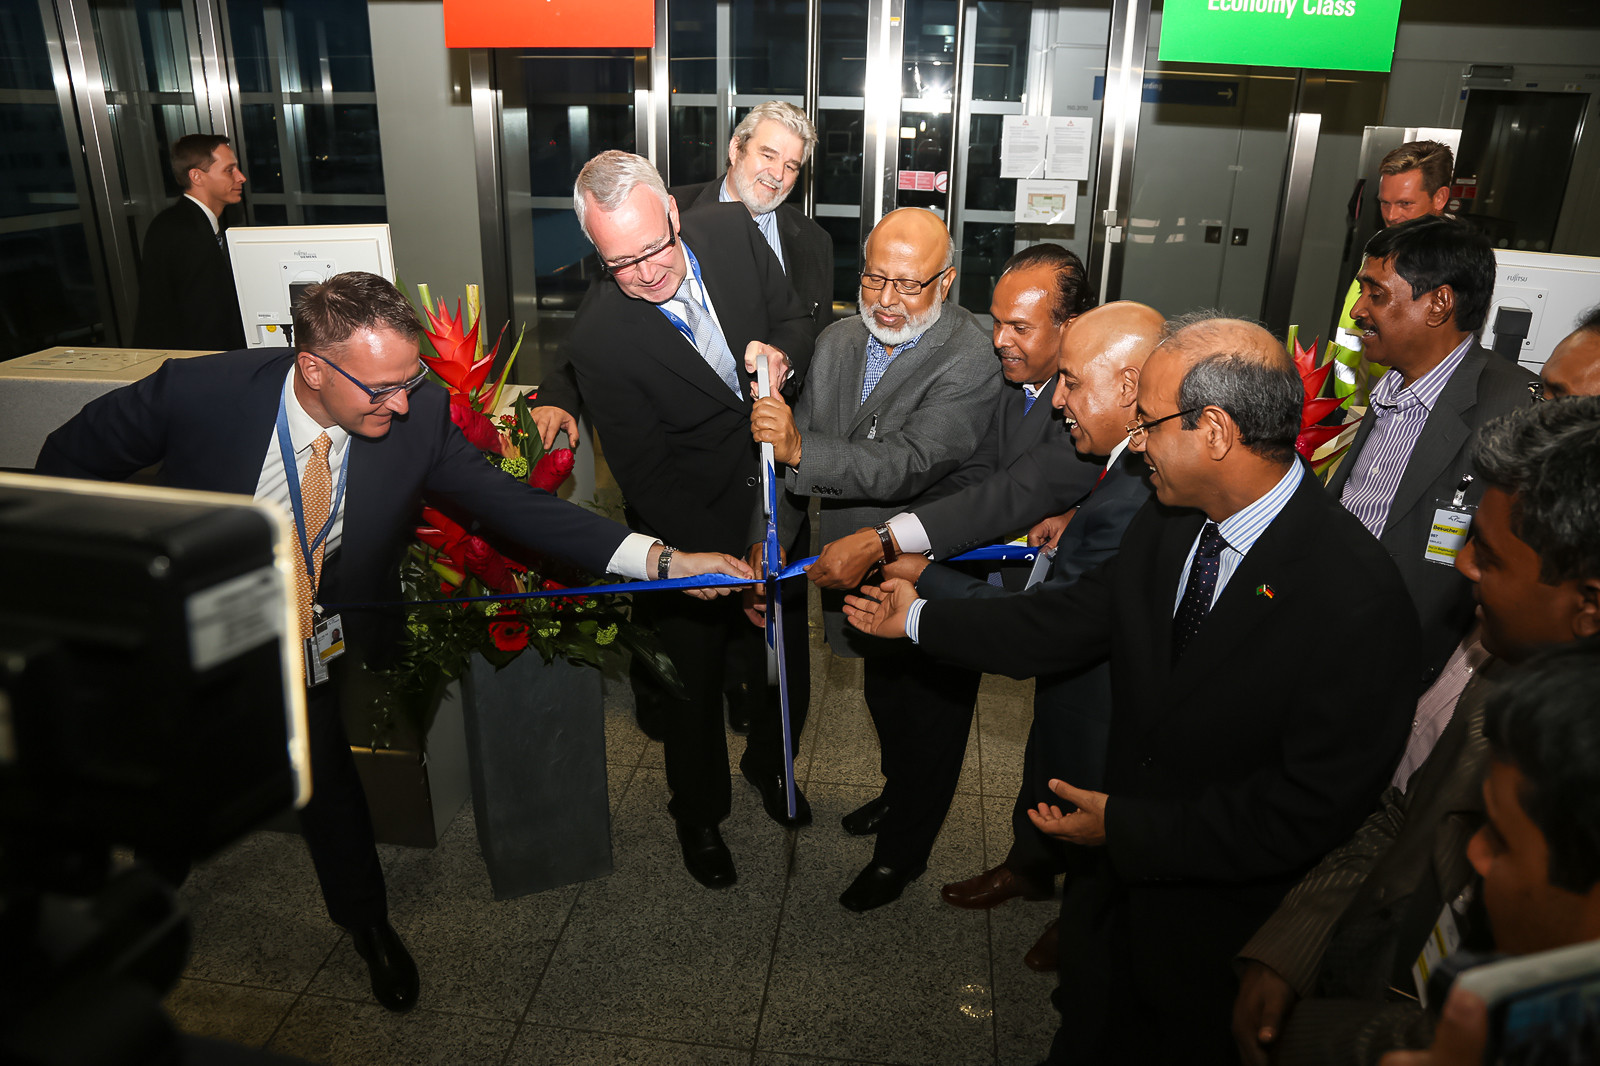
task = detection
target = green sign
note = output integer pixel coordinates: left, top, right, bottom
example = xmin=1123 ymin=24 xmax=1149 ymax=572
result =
xmin=1157 ymin=0 xmax=1403 ymax=73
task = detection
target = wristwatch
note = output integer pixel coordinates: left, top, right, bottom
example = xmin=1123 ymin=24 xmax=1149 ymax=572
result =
xmin=873 ymin=523 xmax=898 ymax=563
xmin=657 ymin=545 xmax=675 ymax=581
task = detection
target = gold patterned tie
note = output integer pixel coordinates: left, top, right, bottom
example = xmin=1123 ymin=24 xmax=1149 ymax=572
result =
xmin=294 ymin=432 xmax=333 ymax=642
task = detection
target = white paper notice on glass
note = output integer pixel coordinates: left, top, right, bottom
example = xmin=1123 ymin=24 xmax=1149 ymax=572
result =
xmin=1000 ymin=115 xmax=1048 ymax=179
xmin=1045 ymin=117 xmax=1093 ymax=181
xmin=1015 ymin=180 xmax=1077 ymax=225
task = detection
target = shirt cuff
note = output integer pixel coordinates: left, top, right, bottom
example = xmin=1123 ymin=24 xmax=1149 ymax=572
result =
xmin=606 ymin=532 xmax=659 ymax=580
xmin=904 ymin=597 xmax=928 ymax=643
xmin=885 ymin=512 xmax=930 ymax=555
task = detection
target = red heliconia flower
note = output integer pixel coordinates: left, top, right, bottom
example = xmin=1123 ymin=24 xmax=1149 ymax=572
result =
xmin=1295 ymin=422 xmax=1350 ymax=460
xmin=488 ymin=617 xmax=531 ymax=652
xmin=529 ymin=447 xmax=575 ymax=492
xmin=539 ymin=578 xmax=567 ymax=591
xmin=416 ymin=506 xmax=471 ymax=573
xmin=464 ymin=536 xmax=519 ymax=594
xmin=449 ymin=394 xmax=503 ymax=453
xmin=1301 ymin=395 xmax=1349 ymax=430
xmin=420 ymin=299 xmax=493 ymax=396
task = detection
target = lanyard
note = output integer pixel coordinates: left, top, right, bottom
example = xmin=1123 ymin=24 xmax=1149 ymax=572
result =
xmin=656 ymin=241 xmax=709 ymax=347
xmin=276 ymin=386 xmax=350 ymax=593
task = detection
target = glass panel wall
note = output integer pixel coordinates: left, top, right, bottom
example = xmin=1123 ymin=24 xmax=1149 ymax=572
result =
xmin=0 ymin=0 xmax=107 ymax=358
xmin=225 ymin=0 xmax=385 ymax=226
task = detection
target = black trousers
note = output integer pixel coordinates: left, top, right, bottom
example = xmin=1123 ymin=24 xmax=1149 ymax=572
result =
xmin=298 ymin=672 xmax=387 ymax=928
xmin=861 ymin=648 xmax=982 ymax=869
xmin=631 ymin=579 xmax=809 ymax=828
xmin=1004 ymin=673 xmax=1113 ymax=882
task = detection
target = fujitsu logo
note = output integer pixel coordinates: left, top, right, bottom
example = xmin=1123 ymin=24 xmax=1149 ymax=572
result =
xmin=1506 ymin=273 xmax=1529 ymax=283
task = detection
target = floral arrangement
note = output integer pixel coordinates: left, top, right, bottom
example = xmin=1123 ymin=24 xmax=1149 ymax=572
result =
xmin=365 ymin=284 xmax=678 ymax=749
xmin=1287 ymin=326 xmax=1362 ymax=480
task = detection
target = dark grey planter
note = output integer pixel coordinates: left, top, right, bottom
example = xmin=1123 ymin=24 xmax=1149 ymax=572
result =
xmin=461 ymin=652 xmax=612 ymax=899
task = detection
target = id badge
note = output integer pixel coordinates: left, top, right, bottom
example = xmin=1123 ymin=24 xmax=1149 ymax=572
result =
xmin=1424 ymin=504 xmax=1475 ymax=567
xmin=304 ymin=612 xmax=345 ymax=687
xmin=1411 ymin=902 xmax=1463 ymax=1007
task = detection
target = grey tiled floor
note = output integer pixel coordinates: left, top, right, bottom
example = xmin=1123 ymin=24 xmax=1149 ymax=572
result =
xmin=166 ymin=623 xmax=1059 ymax=1065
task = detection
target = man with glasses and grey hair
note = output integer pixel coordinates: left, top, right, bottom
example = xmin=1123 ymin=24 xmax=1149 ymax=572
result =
xmin=749 ymin=206 xmax=1001 ymax=911
xmin=555 ymin=149 xmax=815 ymax=890
xmin=34 ymin=270 xmax=752 ymax=1015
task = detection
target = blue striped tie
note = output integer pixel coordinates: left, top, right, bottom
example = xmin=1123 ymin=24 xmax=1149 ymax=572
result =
xmin=675 ymin=281 xmax=741 ymax=397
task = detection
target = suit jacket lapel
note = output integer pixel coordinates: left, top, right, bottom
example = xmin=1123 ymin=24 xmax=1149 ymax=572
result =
xmin=616 ymin=277 xmax=748 ymax=415
xmin=848 ymin=307 xmax=961 ymax=436
xmin=1382 ymin=349 xmax=1481 ymax=532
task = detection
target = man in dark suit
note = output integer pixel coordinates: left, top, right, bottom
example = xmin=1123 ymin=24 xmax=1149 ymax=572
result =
xmin=34 ymin=271 xmax=750 ymax=1013
xmin=1329 ymin=216 xmax=1535 ymax=685
xmin=843 ymin=318 xmax=1420 ymax=1064
xmin=750 ymin=207 xmax=1002 ymax=911
xmin=804 ymin=243 xmax=1100 ymax=591
xmin=909 ymin=302 xmax=1165 ymax=975
xmin=132 ymin=134 xmax=250 ymax=352
xmin=553 ymin=151 xmax=815 ymax=889
xmin=1233 ymin=397 xmax=1600 ymax=1066
xmin=531 ymin=101 xmax=833 ymax=451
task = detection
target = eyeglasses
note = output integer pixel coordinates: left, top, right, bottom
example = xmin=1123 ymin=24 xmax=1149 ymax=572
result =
xmin=311 ymin=352 xmax=428 ymax=404
xmin=1528 ymin=380 xmax=1549 ymax=404
xmin=1125 ymin=407 xmax=1198 ymax=446
xmin=602 ymin=223 xmax=679 ymax=278
xmin=860 ymin=266 xmax=951 ymax=296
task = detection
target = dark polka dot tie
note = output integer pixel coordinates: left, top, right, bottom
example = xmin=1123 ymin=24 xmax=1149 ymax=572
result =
xmin=1172 ymin=521 xmax=1226 ymax=662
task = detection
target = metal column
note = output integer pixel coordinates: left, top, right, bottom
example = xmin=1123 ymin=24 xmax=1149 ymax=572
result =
xmin=1262 ymin=72 xmax=1324 ymax=338
xmin=469 ymin=49 xmax=510 ymax=336
xmin=1087 ymin=0 xmax=1151 ymax=305
xmin=861 ymin=0 xmax=906 ymax=230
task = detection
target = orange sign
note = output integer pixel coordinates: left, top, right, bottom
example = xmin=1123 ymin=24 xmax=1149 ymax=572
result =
xmin=443 ymin=0 xmax=655 ymax=48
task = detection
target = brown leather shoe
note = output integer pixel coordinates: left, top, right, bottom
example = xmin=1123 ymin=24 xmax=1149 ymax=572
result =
xmin=1023 ymin=918 xmax=1059 ymax=972
xmin=939 ymin=862 xmax=1052 ymax=909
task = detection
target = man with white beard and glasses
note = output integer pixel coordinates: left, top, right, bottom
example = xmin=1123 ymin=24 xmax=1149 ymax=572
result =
xmin=749 ymin=207 xmax=1001 ymax=910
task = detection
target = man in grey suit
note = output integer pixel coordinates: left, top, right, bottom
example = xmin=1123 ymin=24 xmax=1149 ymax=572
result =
xmin=750 ymin=207 xmax=1001 ymax=911
xmin=1233 ymin=397 xmax=1600 ymax=1066
xmin=804 ymin=243 xmax=1100 ymax=591
xmin=890 ymin=302 xmax=1165 ymax=979
xmin=1328 ymin=216 xmax=1535 ymax=685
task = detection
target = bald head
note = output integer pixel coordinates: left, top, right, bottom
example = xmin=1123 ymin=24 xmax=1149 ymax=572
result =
xmin=859 ymin=208 xmax=956 ymax=351
xmin=1053 ymin=302 xmax=1167 ymax=457
xmin=1542 ymin=327 xmax=1600 ymax=400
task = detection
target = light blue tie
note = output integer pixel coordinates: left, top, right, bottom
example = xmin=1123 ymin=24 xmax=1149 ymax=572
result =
xmin=676 ymin=280 xmax=741 ymax=397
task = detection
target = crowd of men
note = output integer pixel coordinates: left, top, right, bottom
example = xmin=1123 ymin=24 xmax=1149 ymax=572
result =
xmin=42 ymin=115 xmax=1600 ymax=1063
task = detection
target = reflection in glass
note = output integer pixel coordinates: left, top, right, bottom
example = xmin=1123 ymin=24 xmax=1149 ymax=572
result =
xmin=671 ymin=106 xmax=720 ymax=187
xmin=227 ymin=0 xmax=375 ymax=93
xmin=302 ymin=204 xmax=387 ymax=225
xmin=252 ymin=202 xmax=289 ymax=224
xmin=896 ymin=110 xmax=951 ymax=212
xmin=972 ymin=1 xmax=1031 ymax=103
xmin=1455 ymin=89 xmax=1587 ymax=254
xmin=228 ymin=0 xmax=271 ymax=93
xmin=732 ymin=0 xmax=807 ymax=96
xmin=815 ymin=110 xmax=864 ymax=205
xmin=0 ymin=105 xmax=81 ymax=217
xmin=819 ymin=214 xmax=864 ymax=307
xmin=0 ymin=0 xmax=55 ymax=90
xmin=92 ymin=0 xmax=191 ymax=94
xmin=294 ymin=103 xmax=384 ymax=195
xmin=0 ymin=226 xmax=105 ymax=359
xmin=669 ymin=0 xmax=716 ymax=94
xmin=959 ymin=221 xmax=1015 ymax=314
xmin=240 ymin=103 xmax=283 ymax=193
xmin=528 ymin=102 xmax=635 ymax=197
xmin=818 ymin=0 xmax=869 ymax=97
xmin=902 ymin=0 xmax=957 ymax=100
xmin=964 ymin=113 xmax=1013 ymax=212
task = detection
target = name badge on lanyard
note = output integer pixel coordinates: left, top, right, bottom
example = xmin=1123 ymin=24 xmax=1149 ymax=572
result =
xmin=276 ymin=387 xmax=351 ymax=686
xmin=1424 ymin=474 xmax=1477 ymax=568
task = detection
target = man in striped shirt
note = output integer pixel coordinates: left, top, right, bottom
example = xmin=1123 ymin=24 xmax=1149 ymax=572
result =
xmin=1327 ymin=216 xmax=1536 ymax=686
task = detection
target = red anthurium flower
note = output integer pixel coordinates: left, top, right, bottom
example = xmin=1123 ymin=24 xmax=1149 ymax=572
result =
xmin=449 ymin=394 xmax=503 ymax=452
xmin=488 ymin=617 xmax=531 ymax=652
xmin=529 ymin=448 xmax=575 ymax=492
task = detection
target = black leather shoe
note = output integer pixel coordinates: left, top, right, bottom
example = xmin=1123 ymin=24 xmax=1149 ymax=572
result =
xmin=839 ymin=860 xmax=927 ymax=912
xmin=676 ymin=823 xmax=736 ymax=888
xmin=347 ymin=922 xmax=419 ymax=1013
xmin=841 ymin=795 xmax=890 ymax=836
xmin=742 ymin=764 xmax=812 ymax=828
